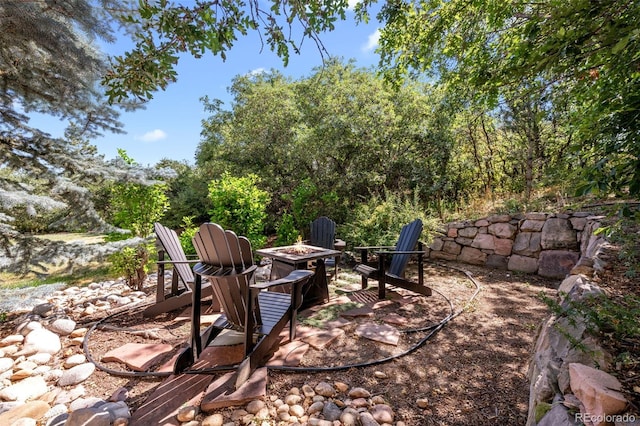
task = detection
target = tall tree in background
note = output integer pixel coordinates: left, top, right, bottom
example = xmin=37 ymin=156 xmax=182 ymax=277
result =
xmin=374 ymin=0 xmax=639 ymax=196
xmin=197 ymin=60 xmax=456 ymax=223
xmin=0 ymin=0 xmax=159 ymax=273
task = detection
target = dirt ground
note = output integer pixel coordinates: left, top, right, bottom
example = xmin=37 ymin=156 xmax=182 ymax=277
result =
xmin=44 ymin=261 xmax=559 ymax=425
xmin=3 ymin=254 xmax=638 ymax=425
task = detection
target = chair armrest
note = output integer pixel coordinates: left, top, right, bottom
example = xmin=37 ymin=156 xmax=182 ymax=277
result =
xmin=252 ymin=269 xmax=314 ymax=290
xmin=375 ymin=250 xmax=426 ymax=255
xmin=156 ymin=260 xmax=200 ymax=265
xmin=334 ymin=239 xmax=346 ymax=250
xmin=354 ymin=245 xmax=396 ymax=250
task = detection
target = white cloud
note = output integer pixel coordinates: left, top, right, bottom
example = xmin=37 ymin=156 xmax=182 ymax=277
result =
xmin=136 ymin=129 xmax=167 ymax=142
xmin=347 ymin=0 xmax=360 ymax=9
xmin=248 ymin=68 xmax=266 ymax=76
xmin=363 ymin=29 xmax=380 ymax=52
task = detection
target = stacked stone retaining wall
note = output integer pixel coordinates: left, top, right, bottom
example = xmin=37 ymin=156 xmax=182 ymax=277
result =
xmin=428 ymin=212 xmax=603 ymax=279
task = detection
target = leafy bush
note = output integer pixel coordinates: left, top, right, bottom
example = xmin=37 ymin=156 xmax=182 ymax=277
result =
xmin=103 ymin=231 xmax=133 ymax=242
xmin=288 ymin=179 xmax=339 ymax=237
xmin=109 ymin=150 xmax=170 ymax=238
xmin=275 ymin=212 xmax=300 ymax=246
xmin=178 ymin=216 xmax=198 ymax=256
xmin=108 ymin=243 xmax=150 ymax=290
xmin=208 ymin=172 xmax=269 ymax=248
xmin=110 ymin=182 xmax=169 ymax=238
xmin=341 ymin=190 xmax=438 ymax=247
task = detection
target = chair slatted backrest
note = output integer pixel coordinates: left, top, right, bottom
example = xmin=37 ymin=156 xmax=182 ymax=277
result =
xmin=193 ymin=223 xmax=254 ymax=328
xmin=388 ymin=219 xmax=423 ymax=277
xmin=310 ymin=216 xmax=336 ymax=249
xmin=154 ymin=222 xmax=194 ymax=285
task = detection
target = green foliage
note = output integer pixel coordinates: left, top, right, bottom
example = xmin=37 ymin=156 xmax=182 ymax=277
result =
xmin=208 ymin=172 xmax=269 ymax=248
xmin=341 ymin=190 xmax=437 ymax=248
xmin=275 ymin=213 xmax=300 ymax=247
xmin=103 ymin=0 xmax=352 ymax=103
xmin=534 ymin=402 xmax=552 ymax=423
xmin=376 ymin=0 xmax=639 ymax=198
xmin=155 ymin=159 xmax=211 ymax=229
xmin=108 ymin=243 xmax=151 ymax=291
xmin=197 ymin=62 xmax=457 ymax=225
xmin=178 ymin=216 xmax=198 ymax=256
xmin=109 ymin=151 xmax=170 ymax=238
xmin=541 ymin=291 xmax=640 ymax=349
xmin=103 ymin=231 xmax=133 ymax=242
xmin=594 ymin=209 xmax=640 ymax=278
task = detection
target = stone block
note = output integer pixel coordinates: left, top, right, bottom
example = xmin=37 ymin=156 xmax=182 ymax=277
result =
xmin=520 ymin=219 xmax=545 ymax=232
xmin=429 ymin=251 xmax=458 ymax=261
xmin=447 ymin=228 xmax=458 ymax=238
xmin=486 ymin=254 xmax=508 ymax=270
xmin=538 ymin=250 xmax=579 ymax=279
xmin=541 ymin=218 xmax=578 ymax=250
xmin=471 ymin=234 xmax=495 ymax=250
xmin=429 ymin=238 xmax=444 ymax=251
xmin=513 ymin=232 xmax=541 ymax=257
xmin=474 ymin=219 xmax=490 ymax=227
xmin=569 ymin=363 xmax=628 ymax=425
xmin=508 ymin=255 xmax=538 ymax=274
xmin=455 ymin=237 xmax=474 ymax=246
xmin=487 ymin=214 xmax=511 ymax=223
xmin=443 ymin=240 xmax=462 ymax=255
xmin=494 ymin=238 xmax=513 ymax=256
xmin=525 ymin=212 xmax=547 ymax=220
xmin=457 ymin=247 xmax=487 ymax=265
xmin=488 ymin=222 xmax=516 ymax=239
xmin=458 ymin=227 xmax=478 ymax=238
xmin=569 ymin=217 xmax=587 ymax=231
xmin=537 ymin=403 xmax=579 ymax=426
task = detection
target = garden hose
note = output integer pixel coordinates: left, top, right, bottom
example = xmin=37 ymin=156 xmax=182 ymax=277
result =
xmin=84 ymin=261 xmax=481 ymax=377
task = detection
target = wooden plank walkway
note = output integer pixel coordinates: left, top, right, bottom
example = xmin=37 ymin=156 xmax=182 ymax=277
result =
xmin=130 ymin=345 xmax=244 ymax=425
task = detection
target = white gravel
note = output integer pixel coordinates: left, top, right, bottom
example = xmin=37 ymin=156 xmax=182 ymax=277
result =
xmin=0 ymin=283 xmax=67 ymax=313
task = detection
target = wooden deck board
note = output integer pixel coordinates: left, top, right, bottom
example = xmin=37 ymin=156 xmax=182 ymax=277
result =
xmin=130 ymin=344 xmax=244 ymax=426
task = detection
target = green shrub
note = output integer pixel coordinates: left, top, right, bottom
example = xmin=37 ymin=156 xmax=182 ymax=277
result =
xmin=341 ymin=190 xmax=438 ymax=247
xmin=275 ymin=212 xmax=300 ymax=246
xmin=178 ymin=216 xmax=198 ymax=256
xmin=110 ymin=182 xmax=169 ymax=238
xmin=109 ymin=243 xmax=150 ymax=290
xmin=109 ymin=150 xmax=170 ymax=238
xmin=288 ymin=179 xmax=340 ymax=236
xmin=208 ymin=172 xmax=269 ymax=248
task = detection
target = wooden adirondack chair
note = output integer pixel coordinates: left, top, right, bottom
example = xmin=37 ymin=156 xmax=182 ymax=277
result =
xmin=353 ymin=219 xmax=432 ymax=299
xmin=309 ymin=216 xmax=341 ymax=280
xmin=175 ymin=223 xmax=314 ymax=390
xmin=143 ymin=222 xmax=216 ymax=317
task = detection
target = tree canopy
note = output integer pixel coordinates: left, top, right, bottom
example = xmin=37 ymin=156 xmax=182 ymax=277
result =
xmin=0 ymin=0 xmax=162 ymax=272
xmin=105 ymin=0 xmax=639 ymax=198
xmin=375 ymin=0 xmax=640 ymax=196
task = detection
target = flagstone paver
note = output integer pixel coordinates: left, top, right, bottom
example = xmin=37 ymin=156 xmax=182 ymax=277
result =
xmin=355 ymin=322 xmax=401 ymax=346
xmin=101 ymin=343 xmax=174 ymax=371
xmin=201 ymin=367 xmax=268 ymax=412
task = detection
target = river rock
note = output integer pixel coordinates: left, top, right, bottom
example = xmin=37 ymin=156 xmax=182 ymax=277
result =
xmin=58 ymin=363 xmax=95 ymax=387
xmin=314 ymin=382 xmax=336 ymax=397
xmin=48 ymin=319 xmax=76 ymax=336
xmin=0 ymin=376 xmax=48 ymax=401
xmin=21 ymin=329 xmax=61 ymax=355
xmin=0 ymin=400 xmax=50 ymax=425
xmin=63 ymin=354 xmax=86 ymax=369
xmin=0 ymin=358 xmax=13 ymax=374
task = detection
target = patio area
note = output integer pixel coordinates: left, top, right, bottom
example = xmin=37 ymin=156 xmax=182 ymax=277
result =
xmin=81 ymin=261 xmax=556 ymax=425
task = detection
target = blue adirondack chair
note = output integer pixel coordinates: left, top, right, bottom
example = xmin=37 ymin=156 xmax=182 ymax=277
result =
xmin=353 ymin=219 xmax=432 ymax=299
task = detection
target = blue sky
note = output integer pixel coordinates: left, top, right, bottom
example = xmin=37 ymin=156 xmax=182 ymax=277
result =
xmin=30 ymin=7 xmax=383 ymax=166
